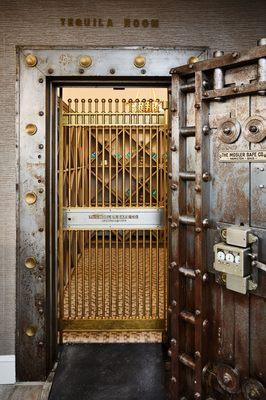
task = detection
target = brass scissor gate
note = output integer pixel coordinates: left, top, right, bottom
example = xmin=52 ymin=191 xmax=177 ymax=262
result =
xmin=58 ymin=98 xmax=169 ymax=340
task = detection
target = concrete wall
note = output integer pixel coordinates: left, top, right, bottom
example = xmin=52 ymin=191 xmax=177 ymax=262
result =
xmin=0 ymin=0 xmax=265 ymax=357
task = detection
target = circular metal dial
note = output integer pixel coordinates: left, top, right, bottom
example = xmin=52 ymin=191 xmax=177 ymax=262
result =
xmin=226 ymin=253 xmax=234 ymax=263
xmin=217 ymin=251 xmax=226 ymax=261
xmin=234 ymin=254 xmax=241 ymax=264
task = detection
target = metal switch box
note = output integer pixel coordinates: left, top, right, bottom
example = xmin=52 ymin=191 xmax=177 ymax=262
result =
xmin=226 ymin=226 xmax=250 ymax=247
xmin=213 ymin=242 xmax=250 ymax=277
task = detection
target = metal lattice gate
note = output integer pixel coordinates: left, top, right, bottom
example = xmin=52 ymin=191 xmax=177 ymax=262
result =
xmin=58 ymin=97 xmax=169 ymax=339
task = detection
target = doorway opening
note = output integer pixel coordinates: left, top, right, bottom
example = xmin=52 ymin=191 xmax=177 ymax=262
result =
xmin=57 ymin=85 xmax=170 ymax=344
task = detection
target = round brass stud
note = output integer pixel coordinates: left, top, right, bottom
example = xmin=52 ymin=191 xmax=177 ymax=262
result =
xmin=25 ymin=123 xmax=37 ymax=136
xmin=25 ymin=54 xmax=38 ymax=67
xmin=25 ymin=192 xmax=37 ymax=205
xmin=187 ymin=55 xmax=199 ymax=65
xmin=24 ymin=256 xmax=37 ymax=269
xmin=79 ymin=55 xmax=92 ymax=68
xmin=25 ymin=326 xmax=37 ymax=337
xmin=134 ymin=55 xmax=146 ymax=68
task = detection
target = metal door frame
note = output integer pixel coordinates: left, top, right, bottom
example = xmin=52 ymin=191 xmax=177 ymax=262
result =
xmin=16 ymin=46 xmax=208 ymax=381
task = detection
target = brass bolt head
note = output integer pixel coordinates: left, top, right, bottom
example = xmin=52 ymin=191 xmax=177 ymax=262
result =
xmin=79 ymin=55 xmax=92 ymax=68
xmin=24 ymin=256 xmax=37 ymax=269
xmin=134 ymin=55 xmax=146 ymax=68
xmin=25 ymin=325 xmax=37 ymax=337
xmin=25 ymin=123 xmax=37 ymax=135
xmin=25 ymin=192 xmax=37 ymax=205
xmin=188 ymin=56 xmax=199 ymax=64
xmin=25 ymin=54 xmax=38 ymax=67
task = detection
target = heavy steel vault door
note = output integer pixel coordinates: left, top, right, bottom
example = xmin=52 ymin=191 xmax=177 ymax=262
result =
xmin=58 ymin=97 xmax=168 ymax=336
xmin=169 ymin=42 xmax=266 ymax=399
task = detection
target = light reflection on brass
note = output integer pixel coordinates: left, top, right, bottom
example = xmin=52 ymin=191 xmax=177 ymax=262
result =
xmin=187 ymin=55 xmax=199 ymax=64
xmin=58 ymin=97 xmax=168 ymax=333
xmin=25 ymin=326 xmax=37 ymax=337
xmin=25 ymin=257 xmax=37 ymax=269
xmin=134 ymin=55 xmax=146 ymax=68
xmin=79 ymin=55 xmax=92 ymax=68
xmin=25 ymin=192 xmax=37 ymax=205
xmin=25 ymin=123 xmax=37 ymax=135
xmin=25 ymin=54 xmax=38 ymax=67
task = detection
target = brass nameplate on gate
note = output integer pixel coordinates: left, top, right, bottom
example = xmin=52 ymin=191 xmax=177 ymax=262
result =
xmin=219 ymin=150 xmax=266 ymax=163
xmin=63 ymin=207 xmax=164 ymax=230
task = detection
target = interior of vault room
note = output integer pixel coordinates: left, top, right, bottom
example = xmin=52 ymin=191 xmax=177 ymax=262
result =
xmin=58 ymin=86 xmax=170 ymax=344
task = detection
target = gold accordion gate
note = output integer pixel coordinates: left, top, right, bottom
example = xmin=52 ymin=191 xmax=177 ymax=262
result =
xmin=58 ymin=97 xmax=169 ymax=341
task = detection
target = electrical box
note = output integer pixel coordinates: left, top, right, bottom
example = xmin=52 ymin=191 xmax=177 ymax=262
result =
xmin=213 ymin=243 xmax=250 ymax=277
xmin=213 ymin=226 xmax=257 ymax=294
xmin=226 ymin=226 xmax=250 ymax=247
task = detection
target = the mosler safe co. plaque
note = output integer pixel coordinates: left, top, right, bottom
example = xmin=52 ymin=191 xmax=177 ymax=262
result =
xmin=63 ymin=207 xmax=165 ymax=230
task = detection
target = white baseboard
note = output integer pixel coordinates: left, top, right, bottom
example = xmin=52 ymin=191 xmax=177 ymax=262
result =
xmin=0 ymin=355 xmax=16 ymax=384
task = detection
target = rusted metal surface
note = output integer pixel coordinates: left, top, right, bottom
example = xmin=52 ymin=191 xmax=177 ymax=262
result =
xmin=170 ymin=42 xmax=266 ymax=399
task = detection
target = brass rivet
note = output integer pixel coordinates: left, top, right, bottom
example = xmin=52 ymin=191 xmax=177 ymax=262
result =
xmin=187 ymin=56 xmax=199 ymax=65
xmin=25 ymin=192 xmax=37 ymax=205
xmin=79 ymin=55 xmax=92 ymax=68
xmin=25 ymin=326 xmax=37 ymax=337
xmin=134 ymin=55 xmax=146 ymax=68
xmin=25 ymin=123 xmax=37 ymax=135
xmin=24 ymin=256 xmax=37 ymax=269
xmin=25 ymin=54 xmax=38 ymax=67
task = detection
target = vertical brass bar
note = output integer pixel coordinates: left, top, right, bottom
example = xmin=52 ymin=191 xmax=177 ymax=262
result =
xmin=109 ymin=126 xmax=112 ymax=206
xmin=156 ymin=230 xmax=159 ymax=318
xmin=88 ymin=231 xmax=91 ymax=316
xmin=75 ymin=101 xmax=78 ymax=207
xmin=89 ymin=125 xmax=91 ymax=207
xmin=143 ymin=229 xmax=146 ymax=317
xmin=82 ymin=230 xmax=85 ymax=317
xmin=136 ymin=230 xmax=139 ymax=317
xmin=150 ymin=125 xmax=152 ymax=206
xmin=102 ymin=126 xmax=105 ymax=206
xmin=75 ymin=230 xmax=78 ymax=317
xmin=68 ymin=127 xmax=71 ymax=207
xmin=149 ymin=230 xmax=152 ymax=317
xmin=163 ymin=115 xmax=168 ymax=325
xmin=96 ymin=119 xmax=98 ymax=207
xmin=129 ymin=230 xmax=132 ymax=316
xmin=122 ymin=125 xmax=125 ymax=206
xmin=109 ymin=229 xmax=112 ymax=317
xmin=156 ymin=125 xmax=160 ymax=319
xmin=58 ymin=99 xmax=64 ymax=326
xmin=136 ymin=125 xmax=139 ymax=207
xmin=129 ymin=125 xmax=132 ymax=207
xmin=68 ymin=231 xmax=71 ymax=318
xmin=102 ymin=229 xmax=105 ymax=317
xmin=143 ymin=127 xmax=146 ymax=206
xmin=116 ymin=231 xmax=119 ymax=316
xmin=122 ymin=230 xmax=125 ymax=316
xmin=115 ymin=126 xmax=118 ymax=207
xmin=81 ymin=101 xmax=85 ymax=317
xmin=95 ymin=232 xmax=98 ymax=316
